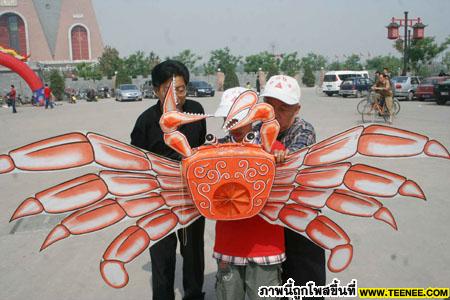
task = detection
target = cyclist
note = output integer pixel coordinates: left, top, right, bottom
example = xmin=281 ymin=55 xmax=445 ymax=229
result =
xmin=371 ymin=73 xmax=393 ymax=123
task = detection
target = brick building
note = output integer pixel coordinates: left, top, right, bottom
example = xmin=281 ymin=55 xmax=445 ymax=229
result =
xmin=0 ymin=0 xmax=103 ymax=63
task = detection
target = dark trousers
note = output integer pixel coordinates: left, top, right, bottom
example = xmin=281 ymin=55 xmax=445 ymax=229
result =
xmin=282 ymin=228 xmax=326 ymax=300
xmin=150 ymin=217 xmax=205 ymax=300
xmin=45 ymin=97 xmax=54 ymax=109
xmin=11 ymin=99 xmax=17 ymax=113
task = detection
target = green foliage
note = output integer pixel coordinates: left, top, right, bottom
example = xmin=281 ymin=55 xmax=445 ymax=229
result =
xmin=223 ymin=68 xmax=240 ymax=89
xmin=75 ymin=62 xmax=102 ymax=81
xmin=342 ymin=54 xmax=363 ymax=70
xmin=171 ymin=49 xmax=202 ymax=71
xmin=301 ymin=52 xmax=327 ymax=71
xmin=327 ymin=60 xmax=343 ymax=70
xmin=394 ymin=36 xmax=450 ymax=73
xmin=98 ymin=46 xmax=123 ymax=78
xmin=302 ymin=64 xmax=315 ymax=87
xmin=115 ymin=70 xmax=132 ymax=87
xmin=204 ymin=47 xmax=241 ymax=75
xmin=366 ymin=55 xmax=402 ymax=73
xmin=146 ymin=52 xmax=161 ymax=71
xmin=442 ymin=51 xmax=450 ymax=72
xmin=48 ymin=69 xmax=65 ymax=100
xmin=244 ymin=51 xmax=279 ymax=74
xmin=280 ymin=52 xmax=301 ymax=77
xmin=124 ymin=51 xmax=147 ymax=78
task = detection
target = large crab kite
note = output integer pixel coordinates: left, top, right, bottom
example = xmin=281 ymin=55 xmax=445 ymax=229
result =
xmin=1 ymin=80 xmax=449 ymax=289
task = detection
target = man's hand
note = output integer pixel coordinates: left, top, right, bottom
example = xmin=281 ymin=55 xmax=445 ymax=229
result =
xmin=273 ymin=149 xmax=289 ymax=163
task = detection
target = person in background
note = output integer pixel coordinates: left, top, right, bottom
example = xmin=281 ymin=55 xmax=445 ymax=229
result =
xmin=256 ymin=75 xmax=261 ymax=94
xmin=130 ymin=60 xmax=206 ymax=300
xmin=372 ymin=73 xmax=394 ymax=124
xmin=44 ymin=84 xmax=54 ymax=109
xmin=9 ymin=84 xmax=17 ymax=113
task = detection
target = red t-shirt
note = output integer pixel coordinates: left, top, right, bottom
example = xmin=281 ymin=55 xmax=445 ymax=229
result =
xmin=214 ymin=140 xmax=286 ymax=257
xmin=9 ymin=88 xmax=16 ymax=99
xmin=44 ymin=86 xmax=52 ymax=98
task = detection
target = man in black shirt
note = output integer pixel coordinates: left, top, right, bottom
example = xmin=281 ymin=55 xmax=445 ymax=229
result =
xmin=131 ymin=60 xmax=206 ymax=300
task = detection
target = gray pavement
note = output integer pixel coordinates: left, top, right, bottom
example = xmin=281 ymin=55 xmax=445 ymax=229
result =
xmin=0 ymin=89 xmax=449 ymax=299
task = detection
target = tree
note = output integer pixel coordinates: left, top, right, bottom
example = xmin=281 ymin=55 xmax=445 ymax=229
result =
xmin=280 ymin=52 xmax=301 ymax=77
xmin=171 ymin=49 xmax=202 ymax=71
xmin=124 ymin=51 xmax=148 ymax=78
xmin=442 ymin=51 xmax=450 ymax=72
xmin=144 ymin=51 xmax=160 ymax=77
xmin=300 ymin=52 xmax=327 ymax=71
xmin=302 ymin=64 xmax=315 ymax=87
xmin=49 ymin=69 xmax=65 ymax=100
xmin=366 ymin=55 xmax=402 ymax=73
xmin=342 ymin=54 xmax=363 ymax=70
xmin=243 ymin=51 xmax=279 ymax=74
xmin=394 ymin=36 xmax=450 ymax=73
xmin=204 ymin=47 xmax=241 ymax=76
xmin=98 ymin=46 xmax=123 ymax=78
xmin=75 ymin=62 xmax=102 ymax=81
xmin=115 ymin=70 xmax=132 ymax=87
xmin=223 ymin=69 xmax=240 ymax=89
xmin=327 ymin=60 xmax=343 ymax=70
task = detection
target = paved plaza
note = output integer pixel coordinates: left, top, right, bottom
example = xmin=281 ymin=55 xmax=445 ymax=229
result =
xmin=1 ymin=88 xmax=449 ymax=299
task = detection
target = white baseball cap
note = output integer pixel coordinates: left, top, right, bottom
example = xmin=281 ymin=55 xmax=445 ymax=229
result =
xmin=260 ymin=75 xmax=301 ymax=105
xmin=214 ymin=87 xmax=248 ymax=117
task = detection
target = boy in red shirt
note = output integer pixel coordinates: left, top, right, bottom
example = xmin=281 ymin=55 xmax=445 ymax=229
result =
xmin=9 ymin=84 xmax=17 ymax=113
xmin=44 ymin=84 xmax=54 ymax=109
xmin=213 ymin=87 xmax=285 ymax=300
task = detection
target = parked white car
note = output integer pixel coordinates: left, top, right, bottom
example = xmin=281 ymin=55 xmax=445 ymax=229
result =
xmin=321 ymin=70 xmax=369 ymax=96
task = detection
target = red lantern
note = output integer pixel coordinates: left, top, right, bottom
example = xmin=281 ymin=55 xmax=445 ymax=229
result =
xmin=387 ymin=21 xmax=400 ymax=40
xmin=413 ymin=21 xmax=426 ymax=39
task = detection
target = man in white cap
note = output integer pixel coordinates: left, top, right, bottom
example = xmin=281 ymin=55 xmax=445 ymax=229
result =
xmin=260 ymin=75 xmax=325 ymax=299
xmin=213 ymin=87 xmax=286 ymax=300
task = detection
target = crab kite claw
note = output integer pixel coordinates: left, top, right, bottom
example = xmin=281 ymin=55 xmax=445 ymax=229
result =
xmin=159 ymin=77 xmax=211 ymax=157
xmin=255 ymin=124 xmax=449 ymax=273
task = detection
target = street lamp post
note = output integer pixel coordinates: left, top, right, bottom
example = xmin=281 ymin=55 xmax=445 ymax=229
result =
xmin=386 ymin=11 xmax=426 ymax=75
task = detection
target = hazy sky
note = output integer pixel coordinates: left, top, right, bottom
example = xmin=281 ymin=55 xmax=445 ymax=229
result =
xmin=92 ymin=0 xmax=450 ymax=61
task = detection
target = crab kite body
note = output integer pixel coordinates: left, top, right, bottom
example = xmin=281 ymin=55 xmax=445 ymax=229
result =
xmin=1 ymin=81 xmax=449 ymax=288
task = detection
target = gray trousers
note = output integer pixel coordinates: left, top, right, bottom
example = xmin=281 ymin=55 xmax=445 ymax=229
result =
xmin=215 ymin=260 xmax=282 ymax=300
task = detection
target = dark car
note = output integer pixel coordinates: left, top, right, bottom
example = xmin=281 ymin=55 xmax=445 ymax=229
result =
xmin=415 ymin=76 xmax=450 ymax=101
xmin=435 ymin=79 xmax=450 ymax=105
xmin=339 ymin=77 xmax=372 ymax=98
xmin=187 ymin=81 xmax=215 ymax=97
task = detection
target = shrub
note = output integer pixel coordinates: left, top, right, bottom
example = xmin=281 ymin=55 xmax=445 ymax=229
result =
xmin=49 ymin=69 xmax=65 ymax=100
xmin=223 ymin=68 xmax=240 ymax=89
xmin=302 ymin=64 xmax=315 ymax=87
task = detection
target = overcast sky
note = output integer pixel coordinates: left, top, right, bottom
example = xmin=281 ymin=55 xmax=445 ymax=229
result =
xmin=92 ymin=0 xmax=450 ymax=61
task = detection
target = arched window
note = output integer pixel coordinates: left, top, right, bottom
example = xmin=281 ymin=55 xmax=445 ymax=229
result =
xmin=0 ymin=13 xmax=27 ymax=55
xmin=71 ymin=25 xmax=89 ymax=60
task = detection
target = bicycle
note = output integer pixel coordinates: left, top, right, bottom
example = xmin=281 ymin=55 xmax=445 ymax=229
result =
xmin=357 ymin=92 xmax=400 ymax=115
xmin=361 ymin=95 xmax=396 ymax=123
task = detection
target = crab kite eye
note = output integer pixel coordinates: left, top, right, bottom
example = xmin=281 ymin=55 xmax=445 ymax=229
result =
xmin=205 ymin=133 xmax=217 ymax=145
xmin=243 ymin=132 xmax=255 ymax=144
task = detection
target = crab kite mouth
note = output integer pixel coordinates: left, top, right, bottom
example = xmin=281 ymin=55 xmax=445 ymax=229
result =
xmin=224 ymin=108 xmax=250 ymax=131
